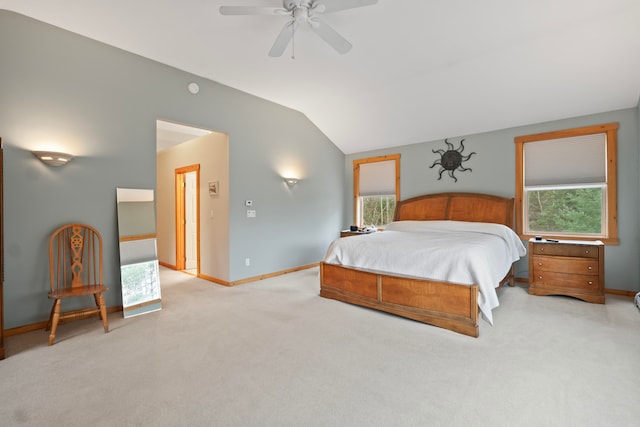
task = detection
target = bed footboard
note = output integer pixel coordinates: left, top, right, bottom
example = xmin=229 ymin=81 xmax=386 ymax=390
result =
xmin=320 ymin=262 xmax=479 ymax=337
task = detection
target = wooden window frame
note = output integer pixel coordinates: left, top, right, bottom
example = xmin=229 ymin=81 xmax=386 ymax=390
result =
xmin=515 ymin=123 xmax=618 ymax=244
xmin=353 ymin=154 xmax=400 ymax=227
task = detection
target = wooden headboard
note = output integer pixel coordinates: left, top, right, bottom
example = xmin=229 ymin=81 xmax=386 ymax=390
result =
xmin=393 ymin=192 xmax=515 ymax=228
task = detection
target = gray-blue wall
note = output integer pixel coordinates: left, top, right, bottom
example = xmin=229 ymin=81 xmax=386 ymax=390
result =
xmin=0 ymin=11 xmax=344 ymax=328
xmin=345 ymin=108 xmax=640 ymax=292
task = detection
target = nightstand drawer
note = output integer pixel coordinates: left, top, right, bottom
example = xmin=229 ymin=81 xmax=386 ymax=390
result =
xmin=530 ymin=270 xmax=600 ymax=291
xmin=531 ymin=243 xmax=599 ymax=259
xmin=531 ymin=256 xmax=598 ymax=276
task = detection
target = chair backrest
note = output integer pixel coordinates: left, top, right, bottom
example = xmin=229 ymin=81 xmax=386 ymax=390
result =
xmin=49 ymin=224 xmax=103 ymax=292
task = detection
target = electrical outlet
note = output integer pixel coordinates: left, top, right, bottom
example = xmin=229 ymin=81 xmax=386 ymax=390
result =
xmin=247 ymin=209 xmax=256 ymax=218
xmin=245 ymin=258 xmax=250 ymax=266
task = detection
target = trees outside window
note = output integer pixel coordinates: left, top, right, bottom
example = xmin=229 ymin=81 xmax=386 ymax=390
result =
xmin=361 ymin=195 xmax=397 ymax=227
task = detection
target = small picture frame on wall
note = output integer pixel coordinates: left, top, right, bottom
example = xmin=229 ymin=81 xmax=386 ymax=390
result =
xmin=209 ymin=181 xmax=219 ymax=196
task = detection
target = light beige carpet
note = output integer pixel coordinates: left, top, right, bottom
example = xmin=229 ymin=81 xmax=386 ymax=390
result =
xmin=1 ymin=266 xmax=639 ymax=426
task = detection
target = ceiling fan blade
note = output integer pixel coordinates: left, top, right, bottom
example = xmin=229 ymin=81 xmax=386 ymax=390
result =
xmin=314 ymin=0 xmax=377 ymax=14
xmin=269 ymin=21 xmax=295 ymax=57
xmin=219 ymin=6 xmax=283 ymax=15
xmin=310 ymin=19 xmax=352 ymax=54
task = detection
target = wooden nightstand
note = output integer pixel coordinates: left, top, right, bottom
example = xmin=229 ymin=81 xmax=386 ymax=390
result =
xmin=528 ymin=239 xmax=604 ymax=304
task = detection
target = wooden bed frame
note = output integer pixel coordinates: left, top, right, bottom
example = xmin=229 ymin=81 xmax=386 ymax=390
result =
xmin=320 ymin=192 xmax=516 ymax=338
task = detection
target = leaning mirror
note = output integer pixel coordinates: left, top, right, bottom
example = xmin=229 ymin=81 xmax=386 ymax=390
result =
xmin=116 ymin=188 xmax=161 ymax=318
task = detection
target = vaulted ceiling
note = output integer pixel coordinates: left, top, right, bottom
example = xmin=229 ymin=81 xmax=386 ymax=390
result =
xmin=2 ymin=0 xmax=639 ymax=154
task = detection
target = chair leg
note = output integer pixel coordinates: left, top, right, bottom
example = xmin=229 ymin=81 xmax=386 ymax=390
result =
xmin=93 ymin=294 xmax=101 ymax=318
xmin=96 ymin=293 xmax=109 ymax=333
xmin=48 ymin=299 xmax=62 ymax=346
xmin=45 ymin=300 xmax=56 ymax=331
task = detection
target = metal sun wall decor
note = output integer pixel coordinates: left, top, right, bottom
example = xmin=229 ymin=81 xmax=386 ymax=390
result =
xmin=430 ymin=138 xmax=476 ymax=182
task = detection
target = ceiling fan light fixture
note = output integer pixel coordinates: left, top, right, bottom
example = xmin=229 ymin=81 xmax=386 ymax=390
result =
xmin=220 ymin=0 xmax=378 ymax=57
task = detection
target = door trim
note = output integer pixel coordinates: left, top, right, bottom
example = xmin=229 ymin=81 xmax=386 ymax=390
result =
xmin=175 ymin=164 xmax=200 ymax=273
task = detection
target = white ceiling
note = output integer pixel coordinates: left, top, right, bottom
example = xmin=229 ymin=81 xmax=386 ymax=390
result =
xmin=156 ymin=120 xmax=212 ymax=152
xmin=2 ymin=0 xmax=639 ymax=154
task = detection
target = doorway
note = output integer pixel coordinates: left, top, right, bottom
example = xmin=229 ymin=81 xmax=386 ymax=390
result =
xmin=175 ymin=164 xmax=200 ymax=274
xmin=156 ymin=119 xmax=229 ymax=281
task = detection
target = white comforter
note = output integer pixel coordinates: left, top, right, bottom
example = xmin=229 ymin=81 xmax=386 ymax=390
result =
xmin=323 ymin=220 xmax=527 ymax=325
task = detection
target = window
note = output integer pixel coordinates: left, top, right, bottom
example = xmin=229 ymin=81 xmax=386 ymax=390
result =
xmin=515 ymin=123 xmax=618 ymax=244
xmin=353 ymin=154 xmax=400 ymax=227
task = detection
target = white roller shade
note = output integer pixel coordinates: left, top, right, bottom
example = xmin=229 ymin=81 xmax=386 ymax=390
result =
xmin=524 ymin=133 xmax=606 ymax=186
xmin=359 ymin=160 xmax=396 ymax=196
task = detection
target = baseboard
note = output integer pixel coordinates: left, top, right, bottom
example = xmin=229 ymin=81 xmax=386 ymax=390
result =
xmin=604 ymin=288 xmax=638 ymax=298
xmin=4 ymin=305 xmax=122 ymax=337
xmin=158 ymin=262 xmax=231 ymax=285
xmin=230 ymin=263 xmax=319 ymax=286
xmin=514 ymin=276 xmax=529 ymax=285
xmin=197 ymin=273 xmax=231 ymax=286
xmin=158 ymin=261 xmax=176 ymax=270
xmin=159 ymin=261 xmax=319 ymax=287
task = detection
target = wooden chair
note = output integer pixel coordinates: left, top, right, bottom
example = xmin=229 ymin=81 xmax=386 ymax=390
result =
xmin=46 ymin=224 xmax=109 ymax=345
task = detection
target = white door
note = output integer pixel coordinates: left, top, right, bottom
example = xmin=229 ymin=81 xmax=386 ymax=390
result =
xmin=185 ymin=172 xmax=197 ymax=270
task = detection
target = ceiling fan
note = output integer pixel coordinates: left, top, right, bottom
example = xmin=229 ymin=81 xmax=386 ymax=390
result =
xmin=219 ymin=0 xmax=378 ymax=57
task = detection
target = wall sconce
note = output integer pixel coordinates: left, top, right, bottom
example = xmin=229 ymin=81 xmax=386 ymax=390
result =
xmin=32 ymin=151 xmax=74 ymax=167
xmin=283 ymin=177 xmax=299 ymax=186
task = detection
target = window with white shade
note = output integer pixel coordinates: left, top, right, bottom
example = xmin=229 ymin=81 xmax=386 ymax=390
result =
xmin=353 ymin=154 xmax=400 ymax=227
xmin=515 ymin=123 xmax=618 ymax=243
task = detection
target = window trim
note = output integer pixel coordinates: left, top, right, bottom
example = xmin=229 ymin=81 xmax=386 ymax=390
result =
xmin=515 ymin=123 xmax=618 ymax=244
xmin=353 ymin=154 xmax=400 ymax=227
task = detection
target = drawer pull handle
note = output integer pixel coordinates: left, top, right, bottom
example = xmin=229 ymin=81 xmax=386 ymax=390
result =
xmin=588 ymin=266 xmax=593 ymax=270
xmin=539 ymin=247 xmax=544 ymax=252
xmin=538 ymin=276 xmax=543 ymax=280
xmin=585 ymin=250 xmax=590 ymax=254
xmin=588 ymin=281 xmax=593 ymax=285
xmin=538 ymin=262 xmax=543 ymax=266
